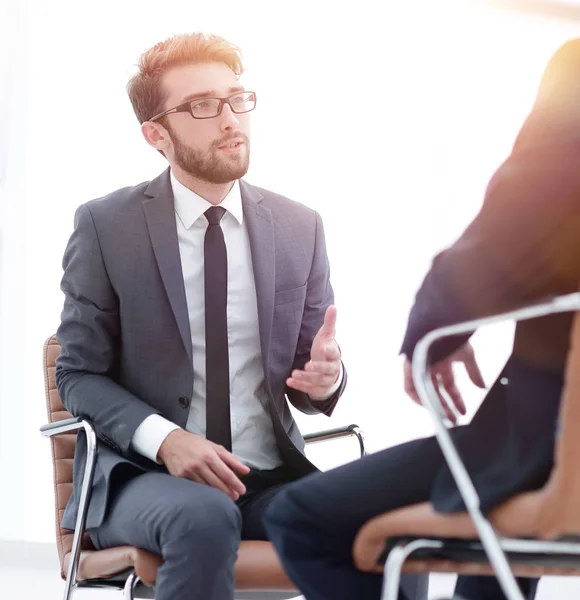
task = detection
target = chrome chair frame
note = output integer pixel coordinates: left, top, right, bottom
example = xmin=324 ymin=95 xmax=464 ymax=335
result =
xmin=41 ymin=420 xmax=366 ymax=600
xmin=381 ymin=292 xmax=580 ymax=600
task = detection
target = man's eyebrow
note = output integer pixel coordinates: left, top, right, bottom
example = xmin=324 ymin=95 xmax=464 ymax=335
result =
xmin=177 ymin=85 xmax=246 ymax=104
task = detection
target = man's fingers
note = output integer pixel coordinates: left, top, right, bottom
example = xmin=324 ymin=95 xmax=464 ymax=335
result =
xmin=290 ymin=369 xmax=338 ymax=386
xmin=305 ymin=360 xmax=339 ymax=376
xmin=288 ymin=360 xmax=341 ymax=394
xmin=290 ymin=373 xmax=338 ymax=389
xmin=318 ymin=305 xmax=337 ymax=339
xmin=311 ymin=343 xmax=341 ymax=363
xmin=189 ymin=472 xmax=204 ymax=485
xmin=216 ymin=446 xmax=250 ymax=478
xmin=323 ymin=343 xmax=341 ymax=362
xmin=286 ymin=377 xmax=330 ymax=397
xmin=292 ymin=367 xmax=339 ymax=385
xmin=190 ymin=471 xmax=239 ymax=498
xmin=200 ymin=465 xmax=240 ymax=500
xmin=210 ymin=455 xmax=247 ymax=496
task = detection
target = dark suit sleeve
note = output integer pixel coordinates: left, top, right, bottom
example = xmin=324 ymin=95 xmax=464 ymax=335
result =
xmin=400 ymin=157 xmax=580 ymax=362
xmin=55 ymin=204 xmax=159 ymax=453
xmin=286 ymin=210 xmax=347 ymax=416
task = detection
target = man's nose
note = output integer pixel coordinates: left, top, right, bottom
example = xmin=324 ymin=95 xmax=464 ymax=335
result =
xmin=220 ymin=103 xmax=240 ymax=130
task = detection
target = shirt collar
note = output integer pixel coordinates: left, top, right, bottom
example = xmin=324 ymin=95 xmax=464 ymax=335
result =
xmin=171 ymin=171 xmax=244 ymax=229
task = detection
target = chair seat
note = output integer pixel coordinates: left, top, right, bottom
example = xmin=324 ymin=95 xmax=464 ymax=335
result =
xmin=373 ymin=536 xmax=580 ymax=578
xmin=63 ymin=540 xmax=297 ymax=592
xmin=352 ymin=500 xmax=580 ymax=579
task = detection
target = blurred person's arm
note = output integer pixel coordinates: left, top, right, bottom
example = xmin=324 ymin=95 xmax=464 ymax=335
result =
xmin=400 ymin=156 xmax=580 ymax=363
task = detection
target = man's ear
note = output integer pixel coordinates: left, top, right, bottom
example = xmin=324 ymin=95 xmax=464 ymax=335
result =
xmin=141 ymin=121 xmax=171 ymax=154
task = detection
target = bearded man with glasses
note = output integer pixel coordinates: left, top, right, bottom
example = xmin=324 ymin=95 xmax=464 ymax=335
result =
xmin=54 ymin=32 xmax=383 ymax=600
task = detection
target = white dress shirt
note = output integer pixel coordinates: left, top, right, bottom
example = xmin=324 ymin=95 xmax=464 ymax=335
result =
xmin=131 ymin=172 xmax=341 ymax=469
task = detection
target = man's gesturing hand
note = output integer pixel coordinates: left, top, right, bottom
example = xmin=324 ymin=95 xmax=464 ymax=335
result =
xmin=158 ymin=429 xmax=250 ymax=500
xmin=286 ymin=305 xmax=341 ymax=397
xmin=404 ymin=342 xmax=486 ymax=424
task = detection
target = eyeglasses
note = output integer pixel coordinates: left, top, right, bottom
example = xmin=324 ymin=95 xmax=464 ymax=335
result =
xmin=149 ymin=91 xmax=257 ymax=122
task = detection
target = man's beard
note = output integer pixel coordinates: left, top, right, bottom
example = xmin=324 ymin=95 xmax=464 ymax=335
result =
xmin=170 ymin=129 xmax=250 ymax=184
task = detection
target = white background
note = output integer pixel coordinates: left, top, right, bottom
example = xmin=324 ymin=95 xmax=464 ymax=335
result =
xmin=1 ymin=0 xmax=580 ymax=545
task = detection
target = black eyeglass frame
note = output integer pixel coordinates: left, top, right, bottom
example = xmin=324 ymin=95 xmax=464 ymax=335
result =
xmin=148 ymin=91 xmax=257 ymax=122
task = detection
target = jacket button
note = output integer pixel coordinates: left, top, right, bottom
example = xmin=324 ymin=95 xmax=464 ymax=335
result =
xmin=178 ymin=396 xmax=190 ymax=409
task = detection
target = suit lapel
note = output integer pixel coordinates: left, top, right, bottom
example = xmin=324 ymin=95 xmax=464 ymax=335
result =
xmin=142 ymin=169 xmax=193 ymax=362
xmin=241 ymin=180 xmax=275 ymax=377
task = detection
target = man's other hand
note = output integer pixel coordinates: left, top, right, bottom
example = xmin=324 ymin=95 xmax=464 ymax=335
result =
xmin=158 ymin=429 xmax=250 ymax=500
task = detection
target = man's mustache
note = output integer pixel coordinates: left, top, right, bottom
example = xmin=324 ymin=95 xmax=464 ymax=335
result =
xmin=213 ymin=133 xmax=250 ymax=148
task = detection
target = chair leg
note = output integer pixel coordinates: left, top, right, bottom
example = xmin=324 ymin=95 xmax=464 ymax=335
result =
xmin=381 ymin=539 xmax=444 ymax=600
xmin=61 ymin=577 xmax=75 ymax=600
xmin=123 ymin=571 xmax=140 ymax=600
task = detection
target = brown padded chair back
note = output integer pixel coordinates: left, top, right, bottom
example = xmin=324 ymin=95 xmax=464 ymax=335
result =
xmin=43 ymin=335 xmax=95 ymax=578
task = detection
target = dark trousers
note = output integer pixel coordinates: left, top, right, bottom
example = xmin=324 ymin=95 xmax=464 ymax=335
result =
xmin=263 ymin=436 xmax=537 ymax=600
xmin=88 ymin=466 xmax=293 ymax=600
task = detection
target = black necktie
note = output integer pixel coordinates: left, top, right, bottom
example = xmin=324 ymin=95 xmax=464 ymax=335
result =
xmin=204 ymin=206 xmax=232 ymax=451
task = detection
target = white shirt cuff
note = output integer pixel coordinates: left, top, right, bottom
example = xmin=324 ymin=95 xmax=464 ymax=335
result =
xmin=309 ymin=362 xmax=344 ymax=401
xmin=131 ymin=414 xmax=181 ymax=464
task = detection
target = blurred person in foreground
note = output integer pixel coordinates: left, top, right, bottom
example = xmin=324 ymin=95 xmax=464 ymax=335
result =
xmin=263 ymin=39 xmax=580 ymax=600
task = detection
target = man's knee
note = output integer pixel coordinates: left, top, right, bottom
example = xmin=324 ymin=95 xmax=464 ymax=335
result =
xmin=164 ymin=487 xmax=242 ymax=553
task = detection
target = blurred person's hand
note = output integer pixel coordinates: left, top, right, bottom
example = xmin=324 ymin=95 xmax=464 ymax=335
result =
xmin=158 ymin=429 xmax=250 ymax=500
xmin=403 ymin=342 xmax=486 ymax=423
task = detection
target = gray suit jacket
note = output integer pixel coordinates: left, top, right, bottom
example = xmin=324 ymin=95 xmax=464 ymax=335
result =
xmin=56 ymin=169 xmax=346 ymax=531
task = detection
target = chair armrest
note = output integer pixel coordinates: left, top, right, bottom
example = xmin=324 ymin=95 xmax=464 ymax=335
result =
xmin=40 ymin=416 xmax=86 ymax=436
xmin=40 ymin=416 xmax=98 ymax=595
xmin=411 ymin=292 xmax=580 ymax=600
xmin=304 ymin=424 xmax=366 ymax=457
